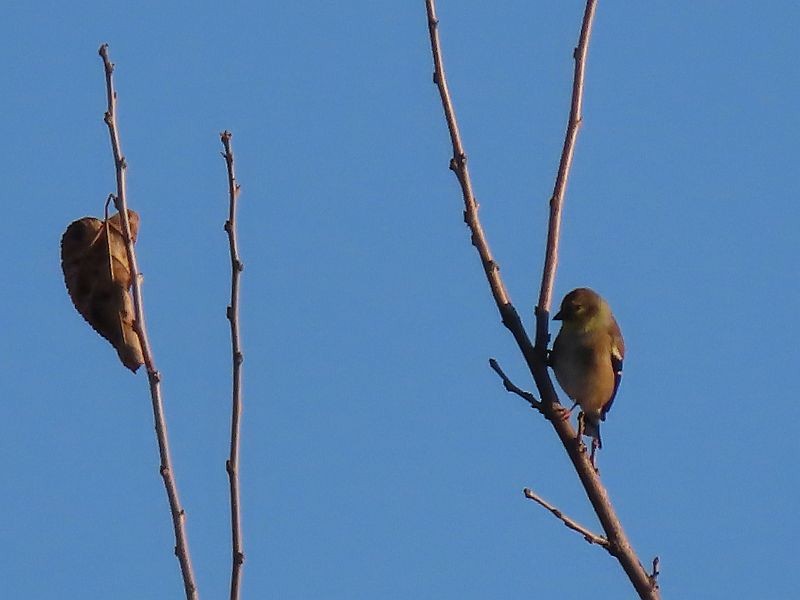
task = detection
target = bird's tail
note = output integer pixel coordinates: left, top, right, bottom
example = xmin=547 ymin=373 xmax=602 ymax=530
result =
xmin=582 ymin=413 xmax=603 ymax=449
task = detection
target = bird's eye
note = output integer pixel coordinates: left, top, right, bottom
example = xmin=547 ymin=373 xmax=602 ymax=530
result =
xmin=573 ymin=304 xmax=582 ymax=312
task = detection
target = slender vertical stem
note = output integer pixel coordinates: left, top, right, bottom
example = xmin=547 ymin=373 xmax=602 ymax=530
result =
xmin=98 ymin=44 xmax=199 ymax=600
xmin=534 ymin=0 xmax=598 ymax=349
xmin=220 ymin=130 xmax=245 ymax=600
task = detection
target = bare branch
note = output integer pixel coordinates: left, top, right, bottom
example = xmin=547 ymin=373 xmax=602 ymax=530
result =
xmin=424 ymin=3 xmax=660 ymax=598
xmin=488 ymin=359 xmax=542 ymax=412
xmin=534 ymin=0 xmax=598 ymax=351
xmin=425 ymin=0 xmax=534 ymax=359
xmin=523 ymin=488 xmax=609 ymax=548
xmin=98 ymin=43 xmax=198 ymax=600
xmin=221 ymin=130 xmax=245 ymax=600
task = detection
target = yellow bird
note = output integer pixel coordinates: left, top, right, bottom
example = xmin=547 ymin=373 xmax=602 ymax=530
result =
xmin=551 ymin=288 xmax=625 ymax=455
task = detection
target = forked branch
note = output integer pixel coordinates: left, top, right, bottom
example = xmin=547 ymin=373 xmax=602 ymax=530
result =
xmin=424 ymin=3 xmax=659 ymax=598
xmin=221 ymin=130 xmax=245 ymax=600
xmin=98 ymin=44 xmax=199 ymax=600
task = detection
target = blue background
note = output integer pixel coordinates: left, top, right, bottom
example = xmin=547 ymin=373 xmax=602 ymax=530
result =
xmin=2 ymin=1 xmax=798 ymax=598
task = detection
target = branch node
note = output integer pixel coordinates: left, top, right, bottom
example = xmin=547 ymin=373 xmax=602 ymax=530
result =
xmin=649 ymin=556 xmax=661 ymax=587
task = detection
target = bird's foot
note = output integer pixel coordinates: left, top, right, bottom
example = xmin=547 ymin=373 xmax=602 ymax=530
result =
xmin=552 ymin=403 xmax=575 ymax=422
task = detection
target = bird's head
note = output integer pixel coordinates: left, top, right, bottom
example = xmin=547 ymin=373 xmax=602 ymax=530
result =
xmin=554 ymin=287 xmax=608 ymax=330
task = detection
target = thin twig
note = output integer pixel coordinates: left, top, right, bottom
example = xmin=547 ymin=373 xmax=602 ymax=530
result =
xmin=425 ymin=3 xmax=660 ymax=599
xmin=98 ymin=44 xmax=198 ymax=600
xmin=649 ymin=556 xmax=660 ymax=588
xmin=534 ymin=0 xmax=597 ymax=351
xmin=488 ymin=359 xmax=542 ymax=412
xmin=425 ymin=0 xmax=534 ymax=362
xmin=221 ymin=130 xmax=245 ymax=600
xmin=523 ymin=488 xmax=609 ymax=548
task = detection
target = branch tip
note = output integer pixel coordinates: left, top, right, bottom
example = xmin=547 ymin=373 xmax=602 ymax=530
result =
xmin=650 ymin=556 xmax=660 ymax=585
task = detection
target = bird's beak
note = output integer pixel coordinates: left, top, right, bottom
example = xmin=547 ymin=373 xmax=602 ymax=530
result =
xmin=553 ymin=310 xmax=563 ymax=321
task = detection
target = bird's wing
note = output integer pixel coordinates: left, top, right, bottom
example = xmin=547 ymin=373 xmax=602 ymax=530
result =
xmin=600 ymin=318 xmax=625 ymax=421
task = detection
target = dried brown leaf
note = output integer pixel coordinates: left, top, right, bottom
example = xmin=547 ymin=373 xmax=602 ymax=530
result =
xmin=61 ymin=210 xmax=144 ymax=372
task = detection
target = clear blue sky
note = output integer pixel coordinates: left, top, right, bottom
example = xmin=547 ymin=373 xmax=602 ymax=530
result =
xmin=2 ymin=2 xmax=798 ymax=598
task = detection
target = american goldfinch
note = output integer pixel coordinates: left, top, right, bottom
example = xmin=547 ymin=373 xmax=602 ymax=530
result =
xmin=551 ymin=288 xmax=625 ymax=453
